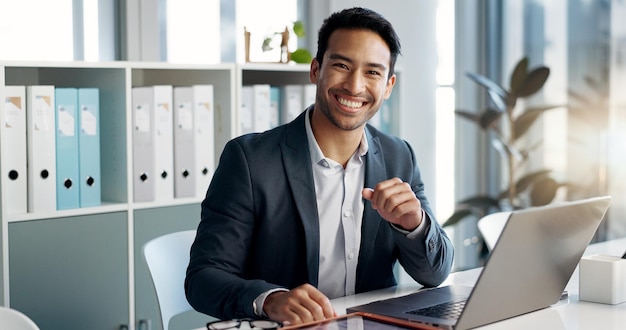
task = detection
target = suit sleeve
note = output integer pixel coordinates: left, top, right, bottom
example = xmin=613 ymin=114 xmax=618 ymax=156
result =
xmin=185 ymin=139 xmax=282 ymax=319
xmin=393 ymin=141 xmax=454 ymax=287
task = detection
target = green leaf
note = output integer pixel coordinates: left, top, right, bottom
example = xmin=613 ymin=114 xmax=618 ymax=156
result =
xmin=490 ymin=136 xmax=523 ymax=161
xmin=466 ymin=72 xmax=508 ymax=98
xmin=290 ymin=48 xmax=312 ymax=64
xmin=442 ymin=209 xmax=473 ymax=227
xmin=530 ymin=177 xmax=558 ymax=206
xmin=262 ymin=37 xmax=273 ymax=52
xmin=488 ymin=89 xmax=508 ymax=112
xmin=509 ymin=57 xmax=529 ymax=95
xmin=479 ymin=109 xmax=503 ymax=129
xmin=514 ymin=169 xmax=552 ymax=193
xmin=293 ymin=21 xmax=305 ymax=38
xmin=455 ymin=110 xmax=481 ymax=126
xmin=516 ymin=67 xmax=550 ymax=97
xmin=466 ymin=72 xmax=510 ymax=110
xmin=458 ymin=195 xmax=501 ymax=210
xmin=515 ymin=140 xmax=543 ymax=162
xmin=513 ymin=105 xmax=563 ymax=140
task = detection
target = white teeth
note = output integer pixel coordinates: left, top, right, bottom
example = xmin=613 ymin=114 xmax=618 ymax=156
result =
xmin=338 ymin=97 xmax=363 ymax=109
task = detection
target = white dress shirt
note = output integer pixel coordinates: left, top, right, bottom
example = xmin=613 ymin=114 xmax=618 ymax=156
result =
xmin=305 ymin=109 xmax=366 ymax=299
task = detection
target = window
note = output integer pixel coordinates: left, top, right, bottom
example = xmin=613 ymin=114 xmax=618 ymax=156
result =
xmin=166 ymin=0 xmax=220 ymax=64
xmin=0 ymin=0 xmax=74 ymax=61
xmin=435 ymin=0 xmax=455 ymax=221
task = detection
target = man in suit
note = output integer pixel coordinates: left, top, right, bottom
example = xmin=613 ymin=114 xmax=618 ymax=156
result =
xmin=185 ymin=7 xmax=454 ymax=326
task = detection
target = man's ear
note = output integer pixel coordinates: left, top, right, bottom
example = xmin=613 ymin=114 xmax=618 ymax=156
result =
xmin=384 ymin=74 xmax=396 ymax=99
xmin=310 ymin=59 xmax=320 ymax=84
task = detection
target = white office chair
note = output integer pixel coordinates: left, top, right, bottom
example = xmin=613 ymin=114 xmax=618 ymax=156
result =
xmin=477 ymin=211 xmax=512 ymax=251
xmin=143 ymin=230 xmax=197 ymax=330
xmin=0 ymin=306 xmax=40 ymax=330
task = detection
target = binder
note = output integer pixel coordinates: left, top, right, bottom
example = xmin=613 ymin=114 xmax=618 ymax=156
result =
xmin=173 ymin=86 xmax=196 ymax=198
xmin=173 ymin=84 xmax=216 ymax=198
xmin=77 ymin=88 xmax=101 ymax=207
xmin=55 ymin=88 xmax=80 ymax=210
xmin=192 ymin=85 xmax=215 ymax=198
xmin=280 ymin=84 xmax=304 ymax=124
xmin=240 ymin=86 xmax=254 ymax=134
xmin=379 ymin=96 xmax=394 ymax=133
xmin=303 ymin=83 xmax=316 ymax=109
xmin=269 ymin=86 xmax=281 ymax=129
xmin=2 ymin=86 xmax=28 ymax=214
xmin=252 ymin=84 xmax=272 ymax=132
xmin=26 ymin=85 xmax=57 ymax=212
xmin=132 ymin=85 xmax=174 ymax=202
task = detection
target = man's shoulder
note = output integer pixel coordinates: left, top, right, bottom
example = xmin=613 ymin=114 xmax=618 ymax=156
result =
xmin=366 ymin=124 xmax=408 ymax=147
xmin=227 ymin=119 xmax=304 ymax=154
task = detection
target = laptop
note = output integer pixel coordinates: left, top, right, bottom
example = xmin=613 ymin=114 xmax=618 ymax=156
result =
xmin=347 ymin=196 xmax=612 ymax=330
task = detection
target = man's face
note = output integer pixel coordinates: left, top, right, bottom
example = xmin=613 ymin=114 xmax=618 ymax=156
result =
xmin=310 ymin=28 xmax=396 ymax=132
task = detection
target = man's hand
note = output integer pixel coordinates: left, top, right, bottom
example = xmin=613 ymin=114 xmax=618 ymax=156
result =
xmin=362 ymin=177 xmax=423 ymax=231
xmin=263 ymin=284 xmax=336 ymax=325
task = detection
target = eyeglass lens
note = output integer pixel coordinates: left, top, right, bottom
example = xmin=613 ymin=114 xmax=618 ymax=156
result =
xmin=208 ymin=319 xmax=281 ymax=330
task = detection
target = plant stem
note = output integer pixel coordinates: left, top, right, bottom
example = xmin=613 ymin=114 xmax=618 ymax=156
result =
xmin=507 ymin=106 xmax=516 ymax=206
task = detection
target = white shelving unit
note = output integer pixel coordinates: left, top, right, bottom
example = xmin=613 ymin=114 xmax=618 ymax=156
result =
xmin=0 ymin=61 xmax=238 ymax=330
xmin=0 ymin=61 xmax=398 ymax=329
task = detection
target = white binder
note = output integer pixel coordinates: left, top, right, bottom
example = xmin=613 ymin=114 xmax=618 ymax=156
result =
xmin=132 ymin=85 xmax=174 ymax=202
xmin=240 ymin=86 xmax=254 ymax=134
xmin=2 ymin=86 xmax=28 ymax=214
xmin=252 ymin=84 xmax=272 ymax=132
xmin=280 ymin=84 xmax=304 ymax=124
xmin=192 ymin=85 xmax=215 ymax=198
xmin=241 ymin=84 xmax=272 ymax=133
xmin=26 ymin=85 xmax=57 ymax=212
xmin=303 ymin=83 xmax=316 ymax=109
xmin=173 ymin=86 xmax=197 ymax=198
xmin=173 ymin=84 xmax=215 ymax=199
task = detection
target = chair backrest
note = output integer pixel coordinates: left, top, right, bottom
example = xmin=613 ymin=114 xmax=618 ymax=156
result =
xmin=477 ymin=211 xmax=511 ymax=251
xmin=0 ymin=306 xmax=40 ymax=330
xmin=143 ymin=230 xmax=197 ymax=330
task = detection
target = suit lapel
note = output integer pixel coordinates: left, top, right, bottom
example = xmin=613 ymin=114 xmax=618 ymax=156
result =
xmin=359 ymin=127 xmax=387 ymax=276
xmin=281 ymin=112 xmax=320 ymax=286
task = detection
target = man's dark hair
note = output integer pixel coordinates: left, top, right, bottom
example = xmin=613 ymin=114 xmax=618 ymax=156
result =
xmin=315 ymin=7 xmax=402 ymax=78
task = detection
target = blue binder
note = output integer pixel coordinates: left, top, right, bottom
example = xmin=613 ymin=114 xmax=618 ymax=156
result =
xmin=55 ymin=88 xmax=80 ymax=210
xmin=78 ymin=88 xmax=101 ymax=207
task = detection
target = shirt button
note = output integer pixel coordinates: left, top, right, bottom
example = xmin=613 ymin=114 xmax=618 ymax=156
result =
xmin=348 ymin=252 xmax=355 ymax=259
xmin=343 ymin=210 xmax=351 ymax=217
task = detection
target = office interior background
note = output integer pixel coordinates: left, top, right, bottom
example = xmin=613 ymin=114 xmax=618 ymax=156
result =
xmin=1 ymin=0 xmax=625 ymax=321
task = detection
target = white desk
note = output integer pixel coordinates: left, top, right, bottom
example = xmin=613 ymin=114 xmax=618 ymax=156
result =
xmin=330 ymin=237 xmax=626 ymax=329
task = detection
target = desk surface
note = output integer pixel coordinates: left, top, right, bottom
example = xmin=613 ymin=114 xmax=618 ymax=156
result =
xmin=330 ymin=237 xmax=626 ymax=329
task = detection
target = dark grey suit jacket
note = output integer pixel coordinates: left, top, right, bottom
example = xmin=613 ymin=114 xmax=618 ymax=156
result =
xmin=185 ymin=110 xmax=454 ymax=320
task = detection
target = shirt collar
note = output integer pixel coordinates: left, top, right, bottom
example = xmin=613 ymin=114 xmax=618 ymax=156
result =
xmin=304 ymin=107 xmax=369 ymax=166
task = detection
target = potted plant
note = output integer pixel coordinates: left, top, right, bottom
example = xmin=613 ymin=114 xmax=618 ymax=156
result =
xmin=246 ymin=21 xmax=312 ymax=64
xmin=442 ymin=57 xmax=565 ymax=237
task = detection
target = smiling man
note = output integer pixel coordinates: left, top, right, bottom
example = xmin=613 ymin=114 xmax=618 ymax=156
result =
xmin=185 ymin=7 xmax=454 ymax=326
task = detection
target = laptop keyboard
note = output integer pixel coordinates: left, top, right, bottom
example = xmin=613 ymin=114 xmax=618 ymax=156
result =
xmin=406 ymin=299 xmax=467 ymax=320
